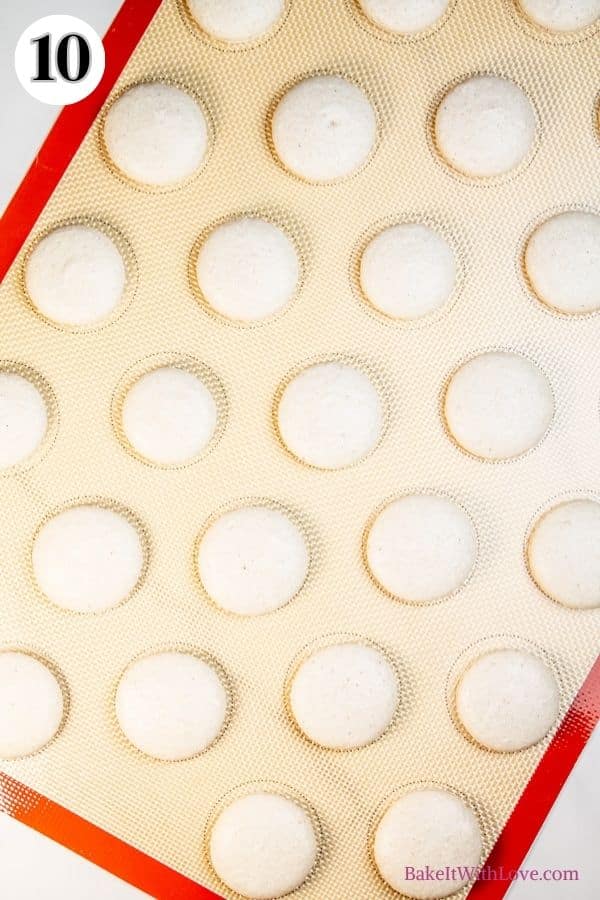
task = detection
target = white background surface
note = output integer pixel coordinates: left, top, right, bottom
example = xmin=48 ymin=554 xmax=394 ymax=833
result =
xmin=0 ymin=2 xmax=598 ymax=897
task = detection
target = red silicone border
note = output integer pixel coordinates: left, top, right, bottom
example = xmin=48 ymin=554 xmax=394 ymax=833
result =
xmin=0 ymin=1 xmax=599 ymax=898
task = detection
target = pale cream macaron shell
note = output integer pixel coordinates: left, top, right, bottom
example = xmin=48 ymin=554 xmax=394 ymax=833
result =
xmin=366 ymin=494 xmax=477 ymax=603
xmin=32 ymin=504 xmax=145 ymax=612
xmin=209 ymin=792 xmax=318 ymax=899
xmin=360 ymin=223 xmax=456 ymax=320
xmin=187 ymin=0 xmax=285 ymax=43
xmin=374 ymin=788 xmax=482 ymax=898
xmin=197 ymin=506 xmax=309 ymax=615
xmin=525 ymin=211 xmax=600 ymax=315
xmin=435 ymin=75 xmax=536 ymax=178
xmin=527 ymin=499 xmax=600 ymax=609
xmin=0 ymin=372 xmax=48 ymax=469
xmin=444 ymin=352 xmax=554 ymax=460
xmin=455 ymin=649 xmax=560 ymax=751
xmin=0 ymin=651 xmax=65 ymax=759
xmin=271 ymin=75 xmax=377 ymax=182
xmin=115 ymin=652 xmax=228 ymax=760
xmin=358 ymin=0 xmax=450 ymax=34
xmin=103 ymin=83 xmax=209 ymax=187
xmin=289 ymin=642 xmax=398 ymax=749
xmin=25 ymin=225 xmax=126 ymax=327
xmin=517 ymin=0 xmax=600 ymax=31
xmin=121 ymin=366 xmax=218 ymax=465
xmin=277 ymin=361 xmax=383 ymax=469
xmin=195 ymin=217 xmax=299 ymax=322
